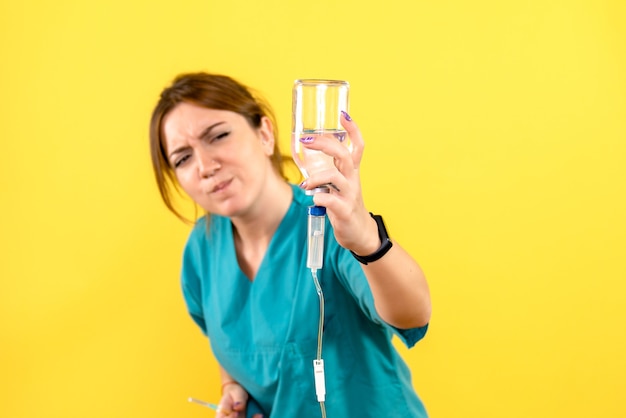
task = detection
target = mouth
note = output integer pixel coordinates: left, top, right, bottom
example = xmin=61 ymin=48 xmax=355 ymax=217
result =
xmin=211 ymin=178 xmax=233 ymax=194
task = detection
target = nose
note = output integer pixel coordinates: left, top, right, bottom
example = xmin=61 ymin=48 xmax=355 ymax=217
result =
xmin=197 ymin=151 xmax=220 ymax=178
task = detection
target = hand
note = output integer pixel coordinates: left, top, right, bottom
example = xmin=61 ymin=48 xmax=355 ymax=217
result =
xmin=217 ymin=382 xmax=263 ymax=418
xmin=300 ymin=112 xmax=380 ymax=256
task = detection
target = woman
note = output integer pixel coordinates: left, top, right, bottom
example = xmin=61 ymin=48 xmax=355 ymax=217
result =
xmin=149 ymin=72 xmax=432 ymax=418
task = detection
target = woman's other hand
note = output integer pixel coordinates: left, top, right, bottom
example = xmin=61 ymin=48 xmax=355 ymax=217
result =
xmin=217 ymin=382 xmax=263 ymax=418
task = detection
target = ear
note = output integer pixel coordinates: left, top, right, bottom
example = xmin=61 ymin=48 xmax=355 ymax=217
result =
xmin=258 ymin=116 xmax=275 ymax=156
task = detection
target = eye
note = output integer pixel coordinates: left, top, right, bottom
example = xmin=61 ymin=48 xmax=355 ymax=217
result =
xmin=173 ymin=154 xmax=191 ymax=168
xmin=212 ymin=130 xmax=231 ymax=142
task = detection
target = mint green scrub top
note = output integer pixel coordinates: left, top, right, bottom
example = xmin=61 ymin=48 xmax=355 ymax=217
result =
xmin=181 ymin=184 xmax=428 ymax=417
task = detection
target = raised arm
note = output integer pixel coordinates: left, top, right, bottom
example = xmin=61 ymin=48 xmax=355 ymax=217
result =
xmin=300 ymin=112 xmax=431 ymax=329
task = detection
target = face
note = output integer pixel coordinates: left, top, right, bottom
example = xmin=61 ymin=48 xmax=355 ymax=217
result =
xmin=162 ymin=102 xmax=275 ymax=218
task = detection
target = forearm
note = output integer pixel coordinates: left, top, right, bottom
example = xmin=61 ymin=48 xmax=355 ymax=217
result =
xmin=361 ymin=241 xmax=431 ymax=329
xmin=219 ymin=365 xmax=240 ymax=392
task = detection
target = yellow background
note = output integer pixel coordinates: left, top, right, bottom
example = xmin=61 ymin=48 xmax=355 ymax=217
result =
xmin=1 ymin=1 xmax=625 ymax=417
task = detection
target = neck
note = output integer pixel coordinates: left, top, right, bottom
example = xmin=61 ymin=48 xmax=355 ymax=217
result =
xmin=231 ymin=175 xmax=292 ymax=248
xmin=230 ymin=175 xmax=292 ymax=280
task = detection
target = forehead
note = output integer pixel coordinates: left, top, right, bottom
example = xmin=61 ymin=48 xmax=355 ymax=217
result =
xmin=162 ymin=102 xmax=243 ymax=144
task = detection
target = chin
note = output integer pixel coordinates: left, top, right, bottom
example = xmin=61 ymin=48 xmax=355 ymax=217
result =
xmin=202 ymin=201 xmax=246 ymax=218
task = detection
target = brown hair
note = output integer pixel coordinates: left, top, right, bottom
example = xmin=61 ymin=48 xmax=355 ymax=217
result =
xmin=149 ymin=72 xmax=287 ymax=222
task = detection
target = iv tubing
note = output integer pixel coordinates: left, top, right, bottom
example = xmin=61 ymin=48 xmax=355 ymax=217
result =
xmin=311 ymin=268 xmax=327 ymax=418
xmin=311 ymin=269 xmax=325 ymax=363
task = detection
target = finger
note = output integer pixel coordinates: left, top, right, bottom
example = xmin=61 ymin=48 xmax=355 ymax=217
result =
xmin=232 ymin=401 xmax=244 ymax=412
xmin=216 ymin=405 xmax=233 ymax=417
xmin=305 ymin=168 xmax=348 ymax=197
xmin=312 ymin=191 xmax=352 ymax=217
xmin=217 ymin=394 xmax=234 ymax=416
xmin=340 ymin=111 xmax=364 ymax=166
xmin=299 ymin=133 xmax=353 ymax=169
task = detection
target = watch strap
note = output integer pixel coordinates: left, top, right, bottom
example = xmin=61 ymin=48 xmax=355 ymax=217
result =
xmin=350 ymin=213 xmax=393 ymax=265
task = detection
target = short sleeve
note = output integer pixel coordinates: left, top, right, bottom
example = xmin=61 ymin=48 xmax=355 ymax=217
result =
xmin=181 ymin=219 xmax=208 ymax=336
xmin=330 ymin=233 xmax=428 ymax=348
xmin=392 ymin=323 xmax=428 ymax=348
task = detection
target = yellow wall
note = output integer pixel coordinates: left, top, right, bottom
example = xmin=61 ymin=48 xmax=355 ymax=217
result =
xmin=1 ymin=1 xmax=625 ymax=417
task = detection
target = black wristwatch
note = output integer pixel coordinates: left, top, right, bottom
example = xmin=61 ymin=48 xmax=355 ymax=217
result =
xmin=350 ymin=213 xmax=393 ymax=265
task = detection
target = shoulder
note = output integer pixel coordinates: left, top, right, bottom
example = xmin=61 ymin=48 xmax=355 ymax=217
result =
xmin=186 ymin=214 xmax=228 ymax=242
xmin=190 ymin=215 xmax=208 ymax=236
xmin=183 ymin=214 xmax=226 ymax=259
xmin=182 ymin=215 xmax=228 ymax=276
xmin=184 ymin=216 xmax=208 ymax=251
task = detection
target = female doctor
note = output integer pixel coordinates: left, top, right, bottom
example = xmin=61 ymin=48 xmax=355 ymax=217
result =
xmin=149 ymin=72 xmax=432 ymax=418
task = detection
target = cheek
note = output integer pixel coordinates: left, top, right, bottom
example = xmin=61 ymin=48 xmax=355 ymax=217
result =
xmin=175 ymin=168 xmax=196 ymax=193
xmin=240 ymin=142 xmax=272 ymax=167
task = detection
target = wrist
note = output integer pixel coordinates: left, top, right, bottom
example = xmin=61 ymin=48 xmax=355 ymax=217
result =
xmin=350 ymin=215 xmax=381 ymax=256
xmin=221 ymin=380 xmax=239 ymax=394
xmin=350 ymin=213 xmax=393 ymax=265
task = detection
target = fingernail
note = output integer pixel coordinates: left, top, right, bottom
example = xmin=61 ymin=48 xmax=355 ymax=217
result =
xmin=300 ymin=136 xmax=315 ymax=143
xmin=341 ymin=110 xmax=352 ymax=121
xmin=299 ymin=180 xmax=307 ymax=189
xmin=234 ymin=402 xmax=242 ymax=407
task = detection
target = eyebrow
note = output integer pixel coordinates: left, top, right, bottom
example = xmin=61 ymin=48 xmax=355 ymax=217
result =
xmin=167 ymin=121 xmax=227 ymax=160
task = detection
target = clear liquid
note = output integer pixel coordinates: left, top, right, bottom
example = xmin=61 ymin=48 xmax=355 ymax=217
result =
xmin=291 ymin=129 xmax=351 ymax=178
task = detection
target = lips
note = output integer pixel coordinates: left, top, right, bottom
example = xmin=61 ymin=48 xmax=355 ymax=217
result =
xmin=211 ymin=178 xmax=232 ymax=193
